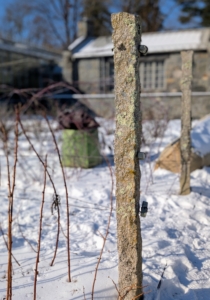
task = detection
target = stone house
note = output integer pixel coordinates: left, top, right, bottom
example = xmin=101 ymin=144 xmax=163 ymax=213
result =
xmin=63 ymin=20 xmax=210 ymax=118
xmin=0 ymin=38 xmax=62 ymax=89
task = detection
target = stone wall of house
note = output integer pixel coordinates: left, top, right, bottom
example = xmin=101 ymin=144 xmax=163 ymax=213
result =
xmin=62 ymin=49 xmax=210 ymax=118
xmin=142 ymin=95 xmax=210 ymax=119
xmin=80 ymin=95 xmax=210 ymax=120
xmin=76 ymin=58 xmax=100 ymax=93
xmin=193 ymin=52 xmax=209 ymax=91
xmin=61 ymin=51 xmax=72 ymax=83
xmin=164 ymin=53 xmax=182 ymax=92
xmin=64 ymin=50 xmax=210 ymax=94
xmin=69 ymin=51 xmax=210 ymax=93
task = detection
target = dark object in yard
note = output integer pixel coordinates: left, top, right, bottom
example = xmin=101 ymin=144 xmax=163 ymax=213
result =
xmin=58 ymin=102 xmax=99 ymax=130
xmin=157 ymin=263 xmax=167 ymax=290
xmin=59 ymin=102 xmax=102 ymax=168
xmin=140 ymin=201 xmax=148 ymax=217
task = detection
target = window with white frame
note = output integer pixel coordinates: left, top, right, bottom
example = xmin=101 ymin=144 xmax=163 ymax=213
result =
xmin=140 ymin=60 xmax=165 ymax=90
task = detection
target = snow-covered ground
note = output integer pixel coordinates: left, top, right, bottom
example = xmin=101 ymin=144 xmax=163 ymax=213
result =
xmin=0 ymin=117 xmax=210 ymax=300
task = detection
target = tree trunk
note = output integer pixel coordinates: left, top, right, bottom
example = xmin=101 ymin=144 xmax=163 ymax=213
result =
xmin=112 ymin=12 xmax=143 ymax=299
xmin=180 ymin=50 xmax=193 ymax=195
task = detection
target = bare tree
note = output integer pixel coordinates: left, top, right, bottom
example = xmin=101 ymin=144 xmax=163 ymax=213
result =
xmin=1 ymin=0 xmax=165 ymax=49
xmin=1 ymin=0 xmax=81 ymax=49
xmin=176 ymin=0 xmax=210 ymax=27
xmin=81 ymin=0 xmax=111 ymax=36
xmin=115 ymin=0 xmax=164 ymax=32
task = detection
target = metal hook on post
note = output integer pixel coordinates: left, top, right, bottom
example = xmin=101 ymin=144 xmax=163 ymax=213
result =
xmin=140 ymin=201 xmax=148 ymax=217
xmin=137 ymin=151 xmax=146 ymax=160
xmin=138 ymin=45 xmax=148 ymax=56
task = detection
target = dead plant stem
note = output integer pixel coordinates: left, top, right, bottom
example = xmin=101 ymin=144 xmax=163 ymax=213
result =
xmin=44 ymin=115 xmax=71 ymax=281
xmin=91 ymin=155 xmax=114 ymax=299
xmin=34 ymin=156 xmax=47 ymax=300
xmin=50 ymin=203 xmax=60 ymax=266
xmin=83 ymin=286 xmax=87 ymax=300
xmin=6 ymin=109 xmax=19 ymax=300
xmin=0 ymin=223 xmax=20 ymax=266
xmin=18 ymin=117 xmax=60 ymax=265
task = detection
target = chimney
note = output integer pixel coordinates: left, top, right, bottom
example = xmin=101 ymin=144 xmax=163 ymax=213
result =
xmin=78 ymin=18 xmax=94 ymax=37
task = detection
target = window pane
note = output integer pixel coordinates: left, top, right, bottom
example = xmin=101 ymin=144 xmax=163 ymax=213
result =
xmin=140 ymin=60 xmax=165 ymax=90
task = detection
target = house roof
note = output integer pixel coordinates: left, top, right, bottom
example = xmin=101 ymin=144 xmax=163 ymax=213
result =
xmin=0 ymin=38 xmax=62 ymax=62
xmin=69 ymin=28 xmax=210 ymax=59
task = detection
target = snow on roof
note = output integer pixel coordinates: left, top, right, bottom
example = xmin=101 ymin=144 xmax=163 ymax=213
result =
xmin=69 ymin=36 xmax=113 ymax=58
xmin=68 ymin=36 xmax=86 ymax=51
xmin=70 ymin=28 xmax=210 ymax=58
xmin=0 ymin=38 xmax=62 ymax=61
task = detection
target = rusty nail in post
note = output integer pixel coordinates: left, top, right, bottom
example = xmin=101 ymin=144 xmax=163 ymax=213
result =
xmin=138 ymin=152 xmax=146 ymax=160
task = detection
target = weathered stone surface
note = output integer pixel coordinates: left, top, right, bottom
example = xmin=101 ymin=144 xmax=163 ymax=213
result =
xmin=112 ymin=12 xmax=142 ymax=299
xmin=180 ymin=51 xmax=193 ymax=195
xmin=61 ymin=51 xmax=72 ymax=83
xmin=77 ymin=58 xmax=100 ymax=93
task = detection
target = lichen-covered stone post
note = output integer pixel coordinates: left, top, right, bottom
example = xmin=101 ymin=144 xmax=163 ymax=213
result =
xmin=111 ymin=13 xmax=143 ymax=299
xmin=180 ymin=50 xmax=193 ymax=195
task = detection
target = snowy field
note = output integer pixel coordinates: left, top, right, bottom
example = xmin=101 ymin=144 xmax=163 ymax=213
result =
xmin=0 ymin=116 xmax=210 ymax=300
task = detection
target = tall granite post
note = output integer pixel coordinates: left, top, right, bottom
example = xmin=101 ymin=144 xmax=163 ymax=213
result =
xmin=180 ymin=50 xmax=193 ymax=195
xmin=112 ymin=12 xmax=143 ymax=299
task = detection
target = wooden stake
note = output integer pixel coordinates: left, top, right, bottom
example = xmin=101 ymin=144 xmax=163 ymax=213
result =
xmin=112 ymin=12 xmax=143 ymax=299
xmin=180 ymin=50 xmax=193 ymax=195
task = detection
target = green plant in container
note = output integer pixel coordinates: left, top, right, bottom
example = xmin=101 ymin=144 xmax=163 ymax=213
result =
xmin=62 ymin=128 xmax=102 ymax=168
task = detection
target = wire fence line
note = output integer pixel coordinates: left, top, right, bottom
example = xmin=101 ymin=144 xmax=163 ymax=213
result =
xmin=0 ymin=189 xmax=116 ymax=212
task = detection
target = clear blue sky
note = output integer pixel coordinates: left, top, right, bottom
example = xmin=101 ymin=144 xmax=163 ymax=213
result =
xmin=0 ymin=0 xmax=11 ymax=16
xmin=110 ymin=0 xmax=197 ymax=30
xmin=0 ymin=0 xmax=199 ymax=33
xmin=160 ymin=0 xmax=192 ymax=30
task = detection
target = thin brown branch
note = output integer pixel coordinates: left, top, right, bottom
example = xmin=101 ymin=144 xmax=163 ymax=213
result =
xmin=72 ymin=0 xmax=78 ymax=40
xmin=20 ymin=82 xmax=82 ymax=114
xmin=50 ymin=202 xmax=60 ymax=266
xmin=34 ymin=155 xmax=47 ymax=300
xmin=18 ymin=116 xmax=60 ymax=265
xmin=17 ymin=116 xmax=57 ymax=191
xmin=0 ymin=121 xmax=11 ymax=195
xmin=120 ymin=284 xmax=143 ymax=299
xmin=0 ymin=223 xmax=20 ymax=267
xmin=109 ymin=276 xmax=147 ymax=300
xmin=83 ymin=286 xmax=87 ymax=300
xmin=60 ymin=223 xmax=67 ymax=239
xmin=91 ymin=155 xmax=114 ymax=299
xmin=97 ymin=230 xmax=105 ymax=240
xmin=60 ymin=0 xmax=71 ymax=46
xmin=131 ymin=291 xmax=144 ymax=300
xmin=43 ymin=114 xmax=71 ymax=282
xmin=108 ymin=277 xmax=120 ymax=296
xmin=6 ymin=108 xmax=19 ymax=300
xmin=11 ymin=108 xmax=19 ymax=196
